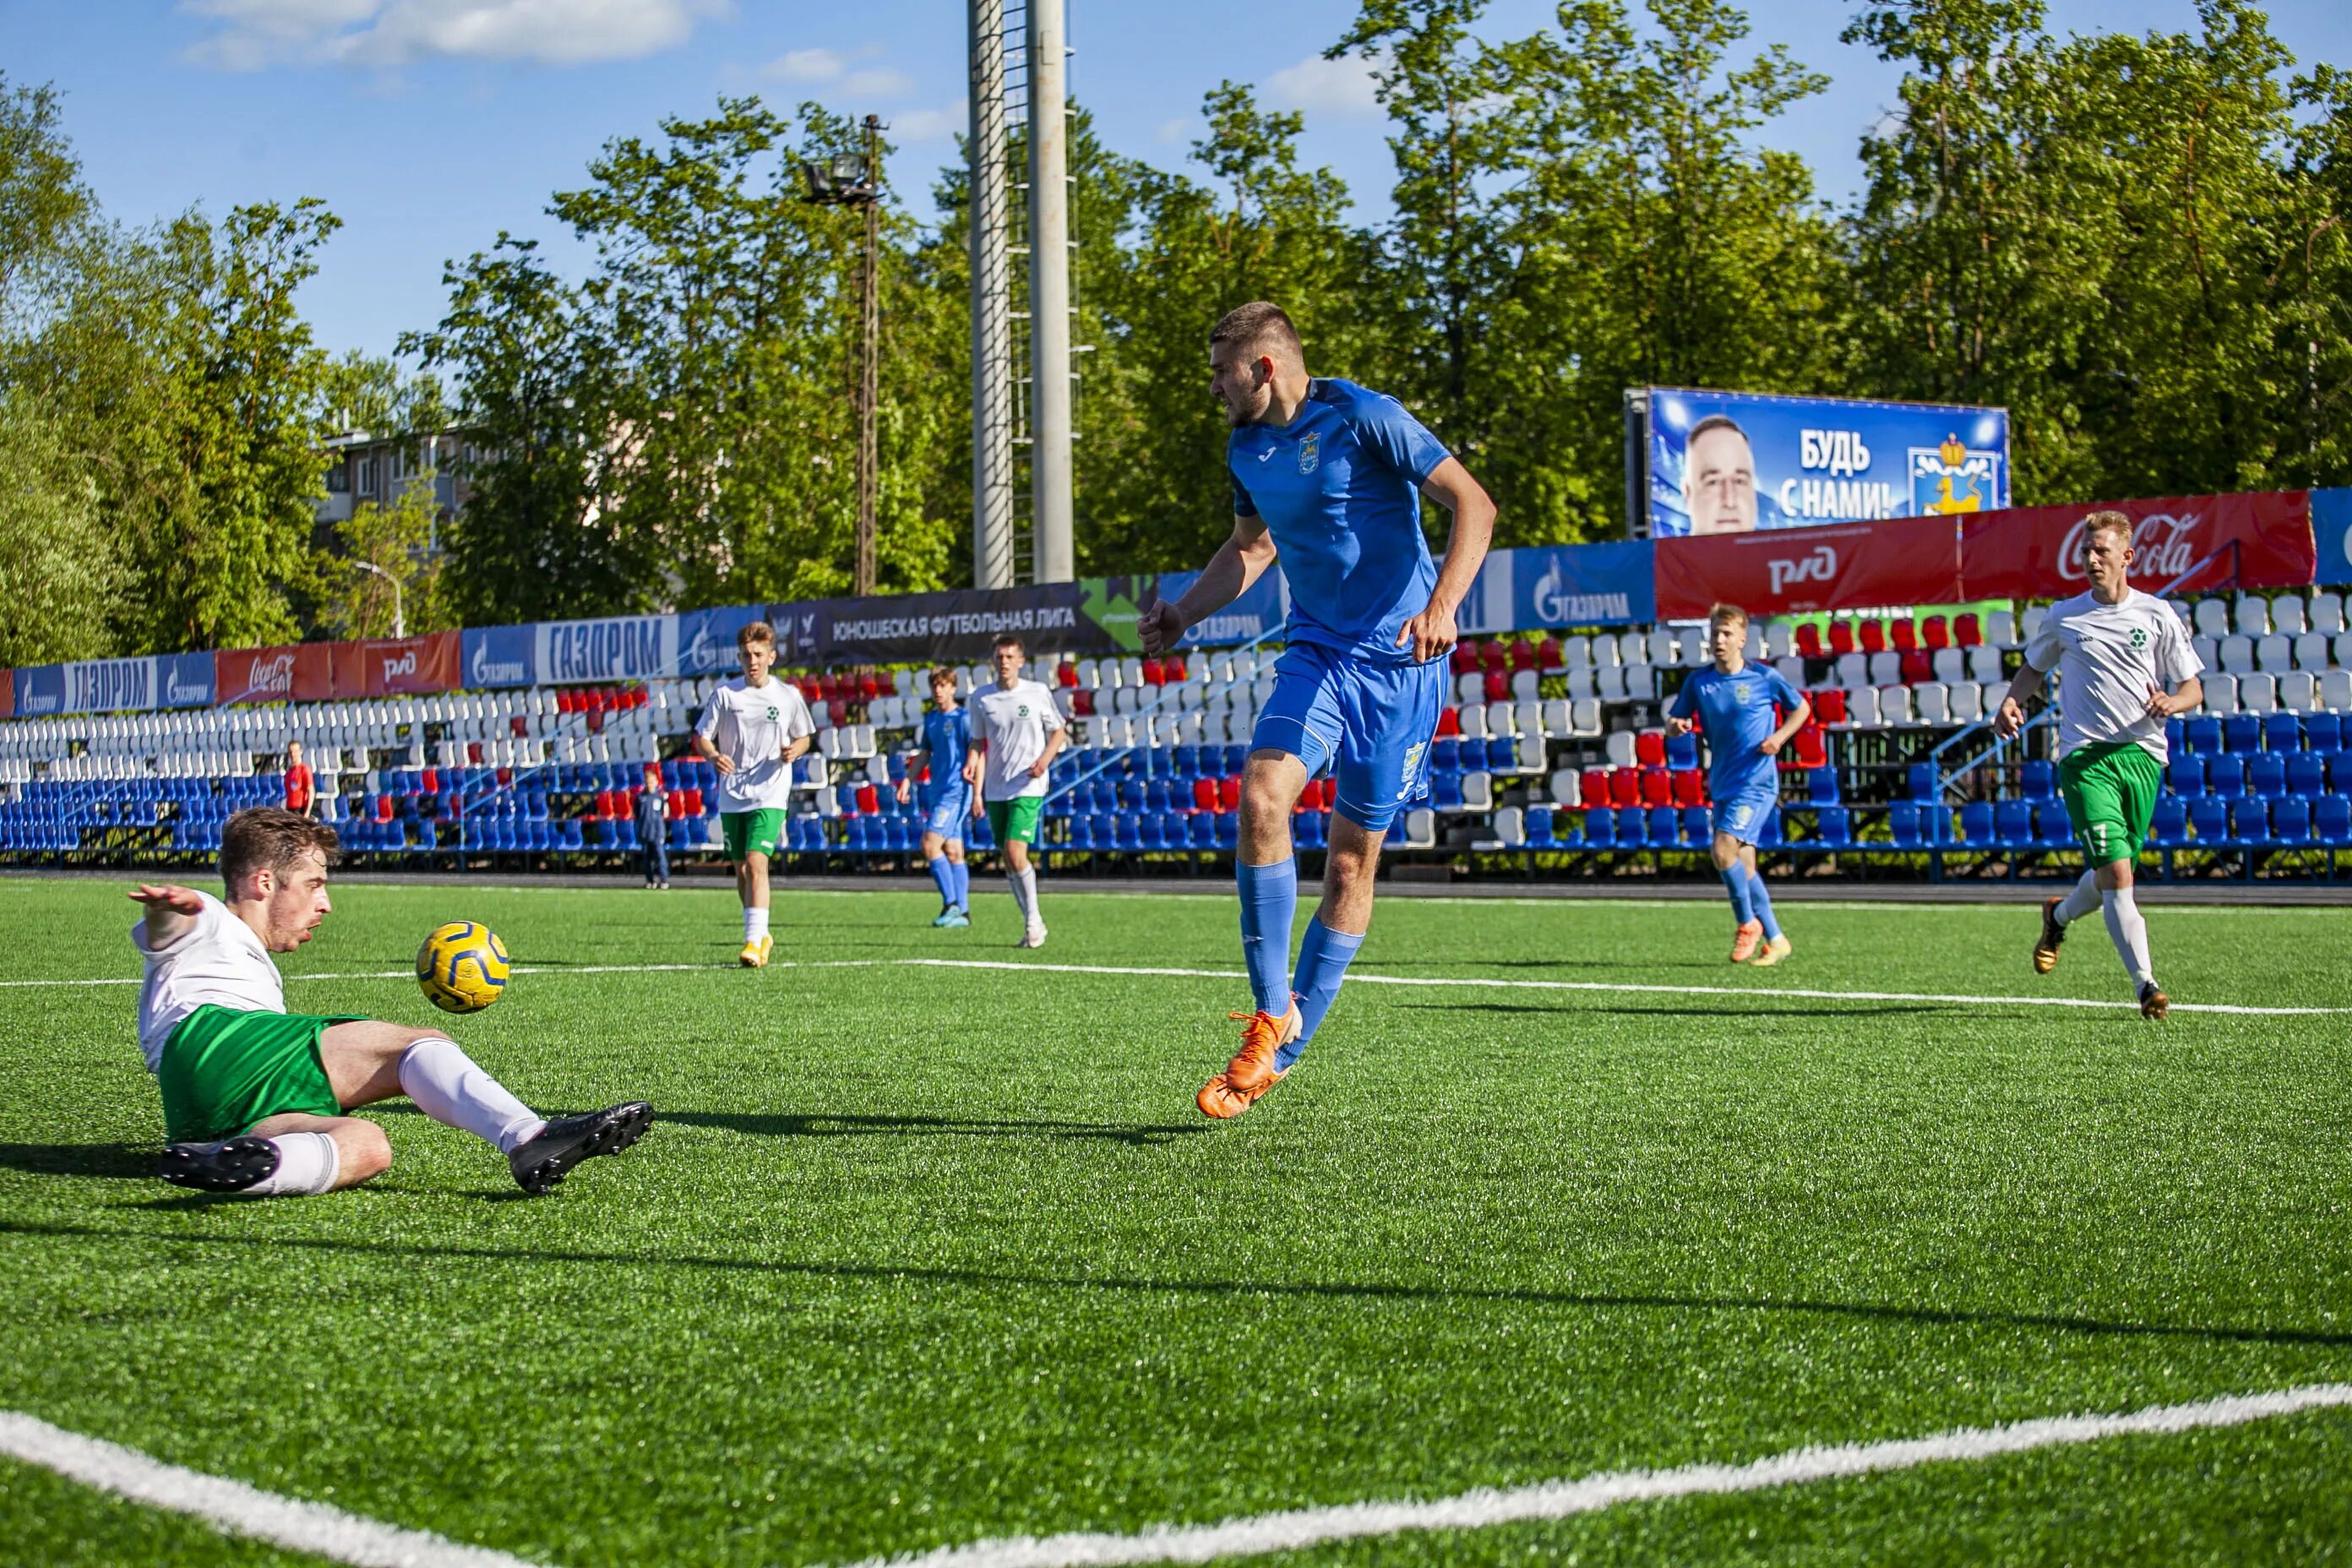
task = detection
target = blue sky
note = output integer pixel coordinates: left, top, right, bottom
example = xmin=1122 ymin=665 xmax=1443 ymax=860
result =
xmin=6 ymin=0 xmax=2348 ymax=363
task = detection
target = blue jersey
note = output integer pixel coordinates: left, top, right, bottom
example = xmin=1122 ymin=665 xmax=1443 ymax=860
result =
xmin=918 ymin=707 xmax=972 ymax=804
xmin=1669 ymin=663 xmax=1805 ymax=803
xmin=1228 ymin=378 xmax=1451 ymax=665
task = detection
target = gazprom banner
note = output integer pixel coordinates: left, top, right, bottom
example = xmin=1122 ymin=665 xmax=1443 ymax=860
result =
xmin=1500 ymin=542 xmax=1657 ymax=629
xmin=1638 ymin=387 xmax=2008 ymax=539
xmin=537 ymin=614 xmax=672 ymax=685
xmin=677 ymin=604 xmax=770 ymax=677
xmin=157 ymin=652 xmax=215 ymax=709
xmin=2314 ymin=488 xmax=2352 ymax=586
xmin=461 ymin=623 xmax=537 ymax=689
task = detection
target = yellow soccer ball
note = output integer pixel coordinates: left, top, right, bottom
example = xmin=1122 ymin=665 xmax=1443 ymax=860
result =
xmin=416 ymin=922 xmax=510 ymax=1014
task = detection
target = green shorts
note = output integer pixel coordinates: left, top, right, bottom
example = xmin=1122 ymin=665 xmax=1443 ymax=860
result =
xmin=986 ymin=796 xmax=1045 ymax=847
xmin=156 ymin=1004 xmax=359 ymax=1144
xmin=721 ymin=808 xmax=786 ymax=861
xmin=2060 ymin=741 xmax=2163 ymax=863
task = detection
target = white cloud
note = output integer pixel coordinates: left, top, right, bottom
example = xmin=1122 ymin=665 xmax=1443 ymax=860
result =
xmin=1263 ymin=52 xmax=1381 ymax=119
xmin=840 ymin=67 xmax=916 ymax=99
xmin=889 ymin=101 xmax=967 ymax=145
xmin=1154 ymin=115 xmax=1195 ymax=146
xmin=182 ymin=0 xmax=728 ymax=70
xmin=764 ymin=45 xmax=846 ymax=83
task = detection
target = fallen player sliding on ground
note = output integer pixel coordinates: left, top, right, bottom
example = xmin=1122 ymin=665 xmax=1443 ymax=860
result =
xmin=132 ymin=806 xmax=652 ymax=1197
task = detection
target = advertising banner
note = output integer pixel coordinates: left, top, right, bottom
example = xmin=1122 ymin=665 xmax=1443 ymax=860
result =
xmin=214 ymin=643 xmax=333 ymax=705
xmin=1654 ymin=517 xmax=1964 ymax=620
xmin=0 ymin=668 xmax=10 ymax=721
xmin=460 ymin=623 xmax=537 ymax=689
xmin=675 ymin=605 xmax=770 ymax=678
xmin=64 ymin=657 xmax=157 ymax=715
xmin=333 ymin=632 xmax=460 ymax=699
xmin=158 ymin=652 xmax=215 ymax=709
xmin=1639 ymin=387 xmax=2008 ymax=539
xmin=1957 ymin=492 xmax=2314 ymax=600
xmin=2311 ymin=488 xmax=2352 ymax=587
xmin=536 ymin=614 xmax=672 ymax=686
xmin=784 ymin=584 xmax=1095 ymax=667
xmin=1506 ymin=542 xmax=1658 ymax=629
xmin=14 ymin=665 xmax=64 ymax=716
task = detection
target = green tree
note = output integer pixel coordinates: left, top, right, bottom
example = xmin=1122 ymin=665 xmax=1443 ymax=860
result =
xmin=312 ymin=479 xmax=453 ymax=640
xmin=0 ymin=389 xmax=128 ymax=664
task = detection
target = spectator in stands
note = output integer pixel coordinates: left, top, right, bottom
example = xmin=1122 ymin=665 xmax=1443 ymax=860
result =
xmin=131 ymin=807 xmax=653 ymax=1197
xmin=694 ymin=620 xmax=815 ymax=968
xmin=1666 ymin=603 xmax=1810 ymax=966
xmin=1999 ymin=509 xmax=2203 ymax=1021
xmin=282 ymin=741 xmax=315 ymax=819
xmin=636 ymin=765 xmax=670 ymax=890
xmin=1682 ymin=416 xmax=1759 ymax=536
xmin=968 ymin=634 xmax=1065 ymax=948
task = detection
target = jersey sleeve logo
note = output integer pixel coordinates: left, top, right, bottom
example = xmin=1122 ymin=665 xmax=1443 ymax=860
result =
xmin=1297 ymin=432 xmax=1320 ymax=475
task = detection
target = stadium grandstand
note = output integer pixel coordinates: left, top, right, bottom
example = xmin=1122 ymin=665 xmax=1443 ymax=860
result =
xmin=8 ymin=580 xmax=2352 ymax=879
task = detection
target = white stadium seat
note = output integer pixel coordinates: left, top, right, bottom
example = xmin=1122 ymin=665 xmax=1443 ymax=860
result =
xmin=2322 ymin=669 xmax=2352 ymax=710
xmin=2295 ymin=632 xmax=2333 ymax=672
xmin=2257 ymin=634 xmax=2294 ymax=673
xmin=2193 ymin=599 xmax=2231 ymax=640
xmin=2312 ymin=592 xmax=2345 ymax=634
xmin=2235 ymin=593 xmax=2271 ymax=636
xmin=2273 ymin=595 xmax=2308 ymax=635
xmin=2278 ymin=670 xmax=2317 ymax=712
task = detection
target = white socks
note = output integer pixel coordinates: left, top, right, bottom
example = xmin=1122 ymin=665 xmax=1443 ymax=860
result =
xmin=2101 ymin=887 xmax=2156 ymax=988
xmin=743 ymin=906 xmax=770 ymax=943
xmin=398 ymin=1037 xmax=545 ymax=1154
xmin=2054 ymin=869 xmax=2102 ymax=926
xmin=243 ymin=1131 xmax=340 ymax=1196
xmin=1008 ymin=868 xmax=1039 ymax=925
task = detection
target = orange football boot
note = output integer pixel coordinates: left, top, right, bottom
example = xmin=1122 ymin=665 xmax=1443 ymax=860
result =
xmin=1197 ymin=1004 xmax=1302 ymax=1119
xmin=1729 ymin=919 xmax=1764 ymax=963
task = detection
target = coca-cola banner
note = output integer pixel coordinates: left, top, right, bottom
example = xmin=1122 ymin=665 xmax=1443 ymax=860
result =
xmin=215 ymin=643 xmax=334 ymax=705
xmin=1653 ymin=516 xmax=1963 ymax=620
xmin=1958 ymin=492 xmax=2313 ymax=600
xmin=329 ymin=631 xmax=460 ymax=699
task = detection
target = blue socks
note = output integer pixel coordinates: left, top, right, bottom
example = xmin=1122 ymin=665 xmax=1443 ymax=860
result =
xmin=1280 ymin=919 xmax=1365 ymax=1072
xmin=928 ymin=854 xmax=956 ymax=910
xmin=1720 ymin=866 xmax=1756 ymax=925
xmin=1236 ymin=858 xmax=1298 ymax=1015
xmin=1745 ymin=867 xmax=1781 ymax=940
xmin=950 ymin=858 xmax=969 ymax=910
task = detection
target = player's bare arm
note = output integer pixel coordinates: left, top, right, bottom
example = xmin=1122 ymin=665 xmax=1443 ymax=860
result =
xmin=693 ymin=731 xmax=734 ymax=776
xmin=1140 ymin=513 xmax=1277 ymax=657
xmin=1029 ymin=724 xmax=1070 ymax=779
xmin=1995 ymin=664 xmax=2047 ymax=738
xmin=2144 ymin=677 xmax=2202 ymax=721
xmin=128 ymin=883 xmax=204 ymax=946
xmin=781 ymin=733 xmax=812 ymax=765
xmin=1395 ymin=457 xmax=1495 ymax=664
xmin=1759 ymin=694 xmax=1814 ymax=757
xmin=966 ymin=743 xmax=984 ymax=814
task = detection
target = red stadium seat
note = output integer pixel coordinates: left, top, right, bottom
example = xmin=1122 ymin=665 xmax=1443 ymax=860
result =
xmin=1508 ymin=639 xmax=1538 ymax=672
xmin=1892 ymin=619 xmax=1919 ymax=652
xmin=1479 ymin=640 xmax=1508 ymax=672
xmin=1217 ymin=776 xmax=1243 ymax=812
xmin=858 ymin=674 xmax=880 ymax=702
xmin=421 ymin=767 xmax=438 ymax=794
xmin=854 ymin=784 xmax=879 ymax=814
xmin=467 ymin=742 xmax=486 ymax=763
xmin=1791 ymin=726 xmax=1827 ymax=768
xmin=1582 ymin=766 xmax=1612 ymax=807
xmin=1859 ymin=619 xmax=1888 ymax=654
xmin=1634 ymin=730 xmax=1666 ymax=767
xmin=1435 ymin=706 xmax=1462 ymax=737
xmin=511 ymin=715 xmax=529 ymax=738
xmin=1900 ymin=650 xmax=1934 ymax=683
xmin=1811 ymin=689 xmax=1848 ymax=725
xmin=1828 ymin=620 xmax=1857 ymax=656
xmin=1193 ymin=778 xmax=1219 ymax=811
xmin=374 ymin=793 xmax=395 ymax=822
xmin=681 ymin=788 xmax=702 ymax=817
xmin=1796 ymin=623 xmax=1827 ymax=659
xmin=1670 ymin=768 xmax=1705 ymax=807
xmin=1609 ymin=767 xmax=1640 ymax=808
xmin=1072 ymin=690 xmax=1096 ymax=716
xmin=1450 ymin=643 xmax=1478 ymax=674
xmin=1639 ymin=765 xmax=1671 ymax=807
xmin=1056 ymin=662 xmax=1079 ymax=689
xmin=1953 ymin=612 xmax=1983 ymax=647
xmin=1141 ymin=659 xmax=1168 ymax=687
xmin=1922 ymin=614 xmax=1951 ymax=650
xmin=1537 ymin=635 xmax=1565 ymax=671
xmin=1482 ymin=670 xmax=1508 ymax=703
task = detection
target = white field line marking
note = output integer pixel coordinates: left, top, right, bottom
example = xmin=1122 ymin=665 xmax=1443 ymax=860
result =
xmin=8 ymin=956 xmax=2346 ymax=1015
xmin=0 ymin=1409 xmax=547 ymax=1568
xmin=847 ymin=1383 xmax=2352 ymax=1568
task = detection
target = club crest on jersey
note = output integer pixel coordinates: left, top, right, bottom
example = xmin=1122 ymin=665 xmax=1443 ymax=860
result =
xmin=766 ymin=705 xmax=779 ymax=720
xmin=1298 ymin=433 xmax=1320 ymax=475
xmin=2130 ymin=628 xmax=2148 ymax=647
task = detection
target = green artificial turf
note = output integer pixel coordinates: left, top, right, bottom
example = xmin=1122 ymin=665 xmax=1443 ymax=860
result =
xmin=1 ymin=875 xmax=2348 ymax=1566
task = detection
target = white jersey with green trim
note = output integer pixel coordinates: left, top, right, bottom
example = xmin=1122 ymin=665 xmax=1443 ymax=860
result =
xmin=695 ymin=676 xmax=814 ymax=812
xmin=2023 ymin=589 xmax=2202 ymax=764
xmin=971 ymin=679 xmax=1065 ymax=802
xmin=131 ymin=891 xmax=282 ymax=1072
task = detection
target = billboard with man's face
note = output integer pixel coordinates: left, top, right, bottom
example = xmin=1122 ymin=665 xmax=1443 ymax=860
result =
xmin=1633 ymin=387 xmax=2009 ymax=539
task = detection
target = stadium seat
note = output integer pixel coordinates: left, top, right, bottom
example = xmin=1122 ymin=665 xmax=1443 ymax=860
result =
xmin=1582 ymin=808 xmax=1614 ymax=848
xmin=1812 ymin=804 xmax=1852 ymax=849
xmin=2208 ymin=754 xmax=2246 ymax=797
xmin=2247 ymin=754 xmax=2289 ymax=799
xmin=2034 ymin=801 xmax=2073 ymax=848
xmin=1888 ymin=803 xmax=1923 ymax=847
xmin=2168 ymin=755 xmax=2206 ymax=798
xmin=1957 ymin=800 xmax=1995 ymax=847
xmin=2230 ymin=797 xmax=2270 ymax=844
xmin=2150 ymin=798 xmax=2190 ymax=848
xmin=2020 ymin=760 xmax=2055 ymax=799
xmin=2273 ymin=798 xmax=2314 ymax=846
xmin=1993 ymin=800 xmax=2034 ymax=848
xmin=2317 ymin=795 xmax=2352 ymax=845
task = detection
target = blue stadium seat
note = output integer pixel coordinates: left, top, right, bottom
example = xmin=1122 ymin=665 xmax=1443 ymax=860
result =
xmin=2264 ymin=713 xmax=2303 ymax=753
xmin=1681 ymin=805 xmax=1710 ymax=846
xmin=2164 ymin=717 xmax=2185 ymax=758
xmin=1614 ymin=808 xmax=1649 ymax=847
xmin=1813 ymin=805 xmax=1852 ymax=849
xmin=1431 ymin=770 xmax=1465 ymax=809
xmin=2306 ymin=714 xmax=2344 ymax=754
xmin=1957 ymin=800 xmax=1995 ymax=847
xmin=1582 ymin=808 xmax=1614 ymax=847
xmin=2020 ymin=760 xmax=2055 ymax=799
xmin=1178 ymin=812 xmax=1210 ymax=849
xmin=1143 ymin=814 xmax=1173 ymax=851
xmin=2035 ymin=801 xmax=2073 ymax=847
xmin=2168 ymin=755 xmax=2205 ymax=798
xmin=1144 ymin=778 xmax=1173 ymax=812
xmin=2247 ymin=754 xmax=2289 ymax=799
xmin=2317 ymin=795 xmax=2352 ymax=846
xmin=1908 ymin=763 xmax=1938 ymax=801
xmin=2207 ymin=754 xmax=2246 ymax=797
xmin=1215 ymin=811 xmax=1239 ymax=849
xmin=2229 ymin=798 xmax=2269 ymax=845
xmin=1485 ymin=737 xmax=1517 ymax=772
xmin=1808 ymin=768 xmax=1840 ymax=804
xmin=2149 ymin=798 xmax=2190 ymax=848
xmin=2188 ymin=798 xmax=2232 ymax=844
xmin=1296 ymin=809 xmax=1328 ymax=850
xmin=1430 ymin=738 xmax=1460 ymax=772
xmin=2288 ymin=757 xmax=2328 ymax=807
xmin=2222 ymin=713 xmax=2262 ymax=754
xmin=1647 ymin=806 xmax=1680 ymax=846
xmin=1527 ymin=809 xmax=1555 ymax=847
xmin=1994 ymin=800 xmax=2034 ymax=847
xmin=560 ymin=819 xmax=585 ymax=851
xmin=2272 ymin=798 xmax=2313 ymax=846
xmin=1665 ymin=732 xmax=1699 ymax=770
xmin=1889 ymin=803 xmax=1922 ymax=847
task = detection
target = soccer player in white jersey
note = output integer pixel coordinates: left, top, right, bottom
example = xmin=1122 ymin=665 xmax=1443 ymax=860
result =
xmin=966 ymin=633 xmax=1067 ymax=948
xmin=694 ymin=620 xmax=815 ymax=967
xmin=133 ymin=808 xmax=651 ymax=1196
xmin=1995 ymin=509 xmax=2205 ymax=1019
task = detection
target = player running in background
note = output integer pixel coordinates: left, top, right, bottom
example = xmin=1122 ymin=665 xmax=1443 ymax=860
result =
xmin=967 ymin=634 xmax=1067 ymax=949
xmin=133 ymin=808 xmax=651 ymax=1197
xmin=896 ymin=666 xmax=973 ymax=928
xmin=1996 ymin=509 xmax=2203 ymax=1020
xmin=694 ymin=620 xmax=814 ymax=968
xmin=1665 ymin=603 xmax=1811 ymax=966
xmin=1139 ymin=301 xmax=1494 ymax=1119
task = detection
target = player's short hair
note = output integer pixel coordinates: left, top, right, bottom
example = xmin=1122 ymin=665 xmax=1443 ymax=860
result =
xmin=1688 ymin=414 xmax=1749 ymax=448
xmin=1707 ymin=603 xmax=1750 ymax=633
xmin=2082 ymin=509 xmax=2134 ymax=546
xmin=1209 ymin=302 xmax=1304 ymax=365
xmin=928 ymin=666 xmax=957 ymax=689
xmin=737 ymin=620 xmax=776 ymax=651
xmin=992 ymin=633 xmax=1025 ymax=656
xmin=221 ymin=807 xmax=339 ymax=893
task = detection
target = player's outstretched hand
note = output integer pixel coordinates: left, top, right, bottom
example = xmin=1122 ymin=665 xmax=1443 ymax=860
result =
xmin=1137 ymin=599 xmax=1185 ymax=658
xmin=129 ymin=883 xmax=203 ymax=913
xmin=1665 ymin=715 xmax=1694 ymax=738
xmin=1993 ymin=696 xmax=2025 ymax=738
xmin=1396 ymin=599 xmax=1459 ymax=665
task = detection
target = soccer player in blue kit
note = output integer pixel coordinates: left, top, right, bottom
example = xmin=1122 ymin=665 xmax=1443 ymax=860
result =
xmin=895 ymin=667 xmax=974 ymax=928
xmin=1664 ymin=603 xmax=1812 ymax=966
xmin=1138 ymin=302 xmax=1495 ymax=1119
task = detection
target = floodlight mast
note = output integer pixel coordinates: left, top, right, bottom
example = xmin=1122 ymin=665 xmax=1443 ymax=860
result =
xmin=1026 ymin=0 xmax=1074 ymax=585
xmin=967 ymin=0 xmax=1016 ymax=589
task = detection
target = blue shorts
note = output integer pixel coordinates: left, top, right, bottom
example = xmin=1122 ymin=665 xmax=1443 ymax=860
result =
xmin=1251 ymin=641 xmax=1446 ymax=833
xmin=1711 ymin=786 xmax=1779 ymax=846
xmin=923 ymin=787 xmax=970 ymax=841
